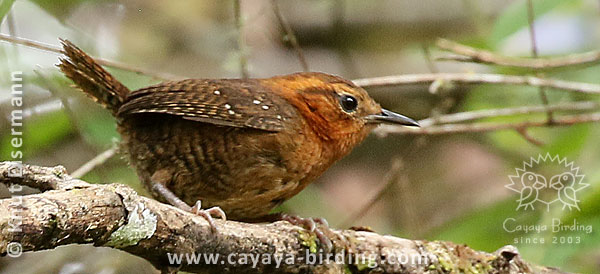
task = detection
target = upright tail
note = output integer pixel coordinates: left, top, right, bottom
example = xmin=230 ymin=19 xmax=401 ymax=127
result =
xmin=58 ymin=39 xmax=130 ymax=115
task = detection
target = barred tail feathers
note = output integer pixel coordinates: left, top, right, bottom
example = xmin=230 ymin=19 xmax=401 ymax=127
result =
xmin=58 ymin=39 xmax=129 ymax=115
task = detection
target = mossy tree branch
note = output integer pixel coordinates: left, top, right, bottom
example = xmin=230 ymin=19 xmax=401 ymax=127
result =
xmin=0 ymin=162 xmax=569 ymax=274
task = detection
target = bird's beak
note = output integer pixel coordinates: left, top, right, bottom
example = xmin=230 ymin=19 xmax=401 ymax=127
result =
xmin=365 ymin=109 xmax=420 ymax=127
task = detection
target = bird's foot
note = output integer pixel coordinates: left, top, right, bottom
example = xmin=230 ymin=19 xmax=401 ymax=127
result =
xmin=277 ymin=213 xmax=345 ymax=253
xmin=190 ymin=200 xmax=227 ymax=233
xmin=151 ymin=180 xmax=227 ymax=233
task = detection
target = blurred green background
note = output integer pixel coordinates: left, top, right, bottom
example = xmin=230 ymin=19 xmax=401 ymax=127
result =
xmin=1 ymin=0 xmax=599 ymax=273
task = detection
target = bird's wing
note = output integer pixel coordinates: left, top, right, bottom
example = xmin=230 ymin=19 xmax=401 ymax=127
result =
xmin=118 ymin=79 xmax=297 ymax=132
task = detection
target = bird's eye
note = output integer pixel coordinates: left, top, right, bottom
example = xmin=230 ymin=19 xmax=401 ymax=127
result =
xmin=339 ymin=94 xmax=358 ymax=113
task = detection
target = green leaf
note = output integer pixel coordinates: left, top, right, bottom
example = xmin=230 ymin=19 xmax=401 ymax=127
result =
xmin=82 ymin=164 xmax=144 ymax=193
xmin=428 ymin=198 xmax=543 ymax=252
xmin=489 ymin=0 xmax=579 ymax=48
xmin=107 ymin=68 xmax=161 ymax=91
xmin=461 ymin=84 xmax=543 ymax=155
xmin=78 ymin=110 xmax=119 ymax=147
xmin=0 ymin=0 xmax=16 ymax=22
xmin=28 ymin=0 xmax=98 ymax=22
xmin=1 ymin=111 xmax=74 ymax=159
xmin=543 ymin=124 xmax=590 ymax=157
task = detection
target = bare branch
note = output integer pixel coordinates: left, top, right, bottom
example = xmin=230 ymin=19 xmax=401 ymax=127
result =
xmin=33 ymin=69 xmax=91 ymax=136
xmin=353 ymin=73 xmax=600 ymax=94
xmin=233 ymin=0 xmax=249 ymax=79
xmin=4 ymin=33 xmax=598 ymax=98
xmin=516 ymin=128 xmax=545 ymax=147
xmin=436 ymin=38 xmax=600 ymax=70
xmin=0 ymin=162 xmax=568 ymax=274
xmin=418 ymin=101 xmax=599 ymax=127
xmin=71 ymin=145 xmax=119 ymax=178
xmin=271 ymin=0 xmax=309 ymax=72
xmin=0 ymin=33 xmax=180 ymax=81
xmin=376 ymin=112 xmax=600 ymax=135
xmin=340 ymin=158 xmax=404 ymax=228
xmin=525 ymin=0 xmax=540 ymax=59
xmin=0 ymin=162 xmax=87 ymax=191
xmin=526 ymin=0 xmax=554 ymax=125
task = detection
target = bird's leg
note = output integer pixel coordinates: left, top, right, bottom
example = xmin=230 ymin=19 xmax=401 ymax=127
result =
xmin=151 ymin=181 xmax=226 ymax=232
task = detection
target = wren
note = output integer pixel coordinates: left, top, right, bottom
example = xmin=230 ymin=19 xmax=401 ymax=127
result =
xmin=58 ymin=39 xmax=418 ymax=247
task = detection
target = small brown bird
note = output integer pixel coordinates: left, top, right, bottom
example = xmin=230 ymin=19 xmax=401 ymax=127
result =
xmin=58 ymin=39 xmax=418 ymax=249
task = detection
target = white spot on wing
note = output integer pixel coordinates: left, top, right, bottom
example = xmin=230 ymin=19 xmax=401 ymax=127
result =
xmin=253 ymin=100 xmax=261 ymax=105
xmin=224 ymin=104 xmax=231 ymax=109
xmin=262 ymin=105 xmax=269 ymax=110
xmin=214 ymin=90 xmax=221 ymax=95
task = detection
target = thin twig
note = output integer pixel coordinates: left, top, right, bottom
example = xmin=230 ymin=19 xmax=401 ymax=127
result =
xmin=234 ymin=0 xmax=249 ymax=79
xmin=376 ymin=112 xmax=600 ymax=135
xmin=35 ymin=69 xmax=117 ymax=171
xmin=0 ymin=33 xmax=179 ymax=80
xmin=34 ymin=69 xmax=82 ymax=130
xmin=4 ymin=33 xmax=599 ymax=97
xmin=340 ymin=158 xmax=404 ymax=228
xmin=353 ymin=73 xmax=600 ymax=94
xmin=4 ymin=10 xmax=21 ymax=76
xmin=330 ymin=0 xmax=361 ymax=77
xmin=436 ymin=38 xmax=600 ymax=70
xmin=340 ymin=137 xmax=428 ymax=232
xmin=271 ymin=0 xmax=309 ymax=72
xmin=418 ymin=101 xmax=599 ymax=127
xmin=526 ymin=0 xmax=553 ymax=125
xmin=394 ymin=156 xmax=420 ymax=238
xmin=421 ymin=44 xmax=438 ymax=73
xmin=6 ymin=10 xmax=17 ymax=54
xmin=516 ymin=128 xmax=545 ymax=147
xmin=71 ymin=145 xmax=119 ymax=178
xmin=422 ymin=44 xmax=456 ymax=124
xmin=33 ymin=68 xmax=103 ymax=147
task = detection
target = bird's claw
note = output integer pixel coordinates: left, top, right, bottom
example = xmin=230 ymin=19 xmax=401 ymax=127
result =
xmin=279 ymin=214 xmax=344 ymax=252
xmin=191 ymin=200 xmax=227 ymax=233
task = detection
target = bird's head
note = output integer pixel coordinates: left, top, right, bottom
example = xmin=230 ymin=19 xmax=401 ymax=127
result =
xmin=263 ymin=72 xmax=419 ymax=148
